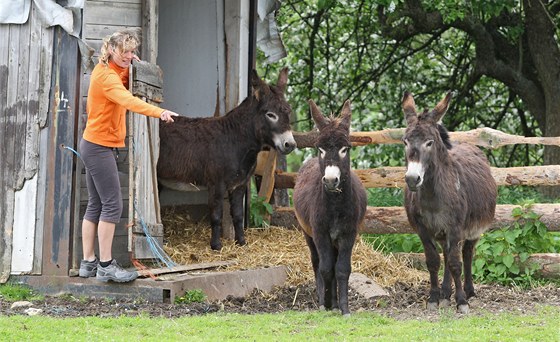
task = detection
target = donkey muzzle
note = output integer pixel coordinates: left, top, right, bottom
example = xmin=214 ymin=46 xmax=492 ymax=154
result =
xmin=322 ymin=176 xmax=341 ymax=192
xmin=405 ymin=175 xmax=422 ymax=192
xmin=322 ymin=165 xmax=341 ymax=192
xmin=275 ymin=131 xmax=297 ymax=155
xmin=405 ymin=161 xmax=424 ymax=192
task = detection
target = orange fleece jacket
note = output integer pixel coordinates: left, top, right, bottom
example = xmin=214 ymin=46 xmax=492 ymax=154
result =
xmin=83 ymin=60 xmax=163 ymax=148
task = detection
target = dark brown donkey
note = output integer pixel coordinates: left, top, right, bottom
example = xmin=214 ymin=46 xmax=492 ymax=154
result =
xmin=157 ymin=68 xmax=296 ymax=250
xmin=293 ymin=100 xmax=367 ymax=316
xmin=402 ymin=91 xmax=497 ymax=313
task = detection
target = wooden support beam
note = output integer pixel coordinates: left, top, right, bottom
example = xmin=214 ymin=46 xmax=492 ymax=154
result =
xmin=255 ymin=150 xmax=277 ymax=202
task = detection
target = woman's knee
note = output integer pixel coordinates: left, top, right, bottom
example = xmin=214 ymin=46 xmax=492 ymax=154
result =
xmin=100 ymin=195 xmax=123 ymax=223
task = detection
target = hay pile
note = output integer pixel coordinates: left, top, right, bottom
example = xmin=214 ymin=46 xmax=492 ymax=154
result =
xmin=162 ymin=207 xmax=426 ymax=287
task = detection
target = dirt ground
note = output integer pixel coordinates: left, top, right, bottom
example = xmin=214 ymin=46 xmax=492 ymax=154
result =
xmin=1 ymin=281 xmax=559 ymax=319
xmin=2 ymin=209 xmax=558 ymax=319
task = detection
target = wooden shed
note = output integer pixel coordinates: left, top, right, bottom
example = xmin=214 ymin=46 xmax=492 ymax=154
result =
xmin=0 ymin=0 xmax=287 ymax=301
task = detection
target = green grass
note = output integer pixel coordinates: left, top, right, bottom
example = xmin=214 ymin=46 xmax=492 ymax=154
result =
xmin=0 ymin=283 xmax=43 ymax=302
xmin=0 ymin=306 xmax=558 ymax=341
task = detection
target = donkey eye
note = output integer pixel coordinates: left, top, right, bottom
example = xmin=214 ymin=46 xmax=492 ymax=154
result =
xmin=318 ymin=147 xmax=326 ymax=159
xmin=425 ymin=140 xmax=434 ymax=148
xmin=402 ymin=138 xmax=408 ymax=147
xmin=265 ymin=111 xmax=278 ymax=122
xmin=339 ymin=146 xmax=349 ymax=158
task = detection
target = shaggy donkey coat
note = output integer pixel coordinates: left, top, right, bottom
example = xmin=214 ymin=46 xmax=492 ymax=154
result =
xmin=293 ymin=100 xmax=367 ymax=316
xmin=158 ymin=68 xmax=296 ymax=250
xmin=402 ymin=91 xmax=497 ymax=313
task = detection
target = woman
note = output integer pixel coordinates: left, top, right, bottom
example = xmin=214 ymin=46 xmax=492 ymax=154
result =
xmin=78 ymin=29 xmax=178 ymax=282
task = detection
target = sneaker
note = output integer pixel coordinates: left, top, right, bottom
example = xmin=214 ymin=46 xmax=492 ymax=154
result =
xmin=79 ymin=257 xmax=98 ymax=278
xmin=96 ymin=259 xmax=138 ymax=283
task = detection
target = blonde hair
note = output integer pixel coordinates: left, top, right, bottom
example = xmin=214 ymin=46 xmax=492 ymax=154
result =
xmin=99 ymin=29 xmax=141 ymax=66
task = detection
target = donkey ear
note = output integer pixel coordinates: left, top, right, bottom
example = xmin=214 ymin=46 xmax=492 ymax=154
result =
xmin=431 ymin=91 xmax=452 ymax=123
xmin=309 ymin=100 xmax=329 ymax=131
xmin=276 ymin=67 xmax=289 ymax=93
xmin=251 ymin=69 xmax=270 ymax=100
xmin=402 ymin=91 xmax=417 ymax=126
xmin=339 ymin=100 xmax=352 ymax=132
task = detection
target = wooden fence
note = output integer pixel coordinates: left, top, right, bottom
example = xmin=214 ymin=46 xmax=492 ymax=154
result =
xmin=256 ymin=127 xmax=560 ymax=233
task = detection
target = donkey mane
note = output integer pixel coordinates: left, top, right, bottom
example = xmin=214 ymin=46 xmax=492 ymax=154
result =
xmin=437 ymin=124 xmax=452 ymax=150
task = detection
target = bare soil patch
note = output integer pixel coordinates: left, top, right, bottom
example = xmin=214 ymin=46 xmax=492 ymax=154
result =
xmin=1 ymin=281 xmax=558 ymax=319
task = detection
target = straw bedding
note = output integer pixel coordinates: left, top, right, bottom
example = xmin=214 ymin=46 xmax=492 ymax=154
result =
xmin=162 ymin=206 xmax=426 ymax=287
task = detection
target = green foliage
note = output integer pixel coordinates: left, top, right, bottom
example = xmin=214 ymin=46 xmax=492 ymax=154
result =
xmin=0 ymin=283 xmax=43 ymax=302
xmin=363 ymin=233 xmax=424 ymax=253
xmin=497 ymin=186 xmax=560 ymax=205
xmin=249 ymin=194 xmax=273 ymax=228
xmin=258 ymin=0 xmax=546 ymax=172
xmin=472 ymin=205 xmax=559 ymax=286
xmin=367 ymin=187 xmax=403 ymax=207
xmin=174 ymin=289 xmax=206 ymax=304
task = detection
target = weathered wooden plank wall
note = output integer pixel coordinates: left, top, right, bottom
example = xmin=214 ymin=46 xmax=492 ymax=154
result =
xmin=0 ymin=3 xmax=54 ymax=282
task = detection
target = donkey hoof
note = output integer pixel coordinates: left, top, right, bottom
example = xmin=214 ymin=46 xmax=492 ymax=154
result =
xmin=439 ymin=299 xmax=451 ymax=307
xmin=235 ymin=239 xmax=246 ymax=246
xmin=427 ymin=302 xmax=438 ymax=311
xmin=457 ymin=304 xmax=469 ymax=314
xmin=210 ymin=242 xmax=223 ymax=251
xmin=342 ymin=313 xmax=351 ymax=318
xmin=318 ymin=305 xmax=326 ymax=311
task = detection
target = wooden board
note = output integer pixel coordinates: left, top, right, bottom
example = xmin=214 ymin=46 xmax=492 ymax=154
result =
xmin=129 ymin=60 xmax=164 ymax=260
xmin=255 ymin=150 xmax=277 ymax=202
xmin=84 ymin=1 xmax=142 ymax=27
xmin=137 ymin=261 xmax=237 ymax=277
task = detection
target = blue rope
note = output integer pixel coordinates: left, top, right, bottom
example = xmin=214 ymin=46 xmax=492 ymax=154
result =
xmin=133 ymin=200 xmax=176 ymax=269
xmin=62 ymin=144 xmax=82 ymax=159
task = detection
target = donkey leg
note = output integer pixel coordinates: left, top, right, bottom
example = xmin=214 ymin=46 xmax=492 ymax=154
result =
xmin=462 ymin=239 xmax=478 ymax=299
xmin=304 ymin=234 xmax=324 ymax=310
xmin=335 ymin=238 xmax=355 ymax=316
xmin=447 ymin=238 xmax=469 ymax=313
xmin=208 ymin=184 xmax=225 ymax=250
xmin=418 ymin=231 xmax=441 ymax=310
xmin=316 ymin=235 xmax=336 ymax=310
xmin=229 ymin=185 xmax=247 ymax=246
xmin=440 ymin=240 xmax=452 ymax=307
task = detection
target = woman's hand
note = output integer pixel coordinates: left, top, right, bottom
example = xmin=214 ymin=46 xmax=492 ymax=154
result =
xmin=160 ymin=110 xmax=179 ymax=123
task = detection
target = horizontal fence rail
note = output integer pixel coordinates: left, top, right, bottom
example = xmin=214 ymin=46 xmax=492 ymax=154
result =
xmin=294 ymin=127 xmax=560 ymax=149
xmin=272 ymin=204 xmax=560 ymax=234
xmin=273 ymin=165 xmax=560 ymax=189
xmin=265 ymin=127 xmax=560 ymax=232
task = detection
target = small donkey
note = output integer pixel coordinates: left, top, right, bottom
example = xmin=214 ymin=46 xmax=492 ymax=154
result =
xmin=402 ymin=91 xmax=497 ymax=313
xmin=293 ymin=100 xmax=368 ymax=316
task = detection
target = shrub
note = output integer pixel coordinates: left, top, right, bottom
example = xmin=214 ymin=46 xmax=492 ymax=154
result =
xmin=174 ymin=289 xmax=206 ymax=304
xmin=472 ymin=205 xmax=559 ymax=286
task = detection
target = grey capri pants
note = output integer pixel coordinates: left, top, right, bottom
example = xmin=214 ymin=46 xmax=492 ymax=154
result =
xmin=79 ymin=138 xmax=123 ymax=224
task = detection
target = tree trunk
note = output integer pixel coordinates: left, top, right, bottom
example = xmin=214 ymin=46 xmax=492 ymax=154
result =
xmin=524 ymin=0 xmax=560 ymax=199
